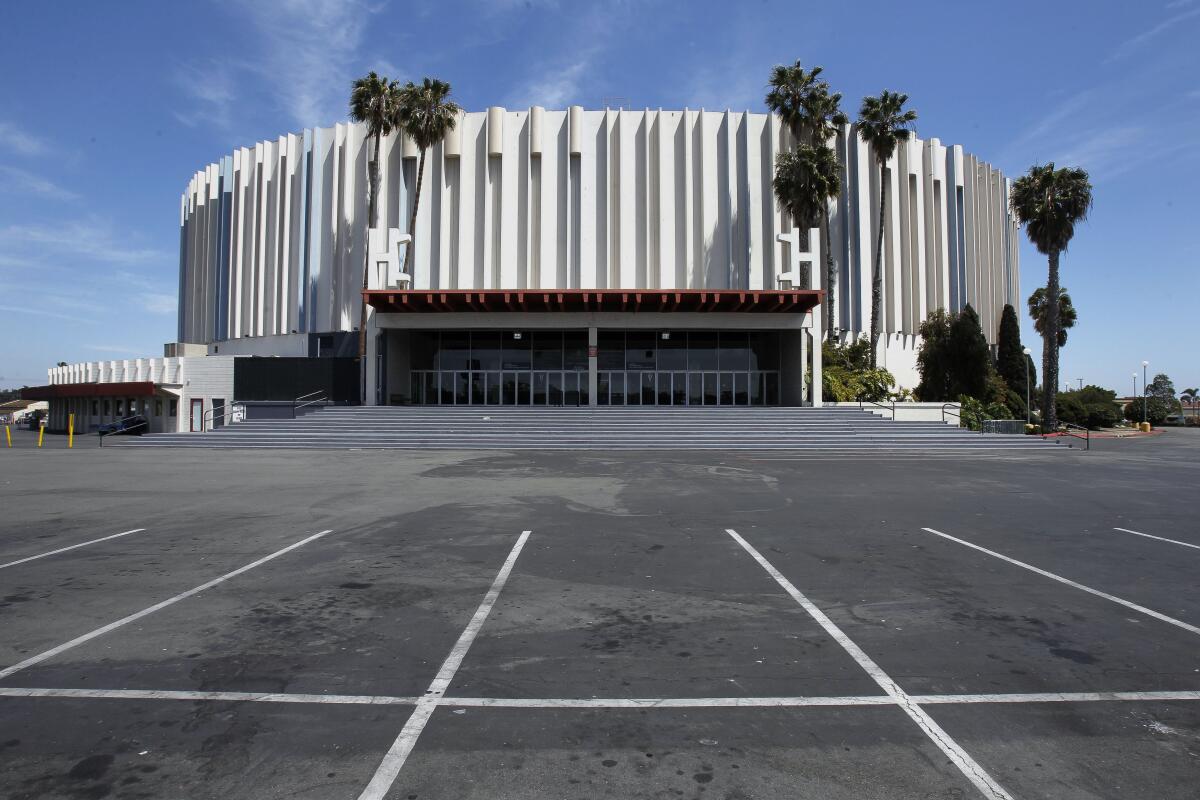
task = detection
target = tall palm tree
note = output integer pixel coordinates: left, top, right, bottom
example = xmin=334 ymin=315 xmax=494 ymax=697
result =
xmin=1180 ymin=387 xmax=1198 ymax=419
xmin=772 ymin=145 xmax=841 ymax=289
xmin=765 ymin=62 xmax=847 ymax=337
xmin=396 ymin=77 xmax=460 ymax=276
xmin=1010 ymin=163 xmax=1093 ymax=430
xmin=349 ymin=71 xmax=401 ymax=398
xmin=856 ymin=91 xmax=917 ymax=364
xmin=1027 ymin=286 xmax=1077 ymax=348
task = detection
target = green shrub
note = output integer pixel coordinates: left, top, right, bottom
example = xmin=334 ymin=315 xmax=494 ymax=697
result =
xmin=822 ymin=339 xmax=896 ymax=402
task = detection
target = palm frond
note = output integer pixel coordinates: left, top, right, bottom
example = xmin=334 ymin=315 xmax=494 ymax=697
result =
xmin=1009 ymin=163 xmax=1094 ymax=255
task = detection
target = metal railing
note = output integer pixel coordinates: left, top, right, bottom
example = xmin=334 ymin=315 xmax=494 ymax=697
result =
xmin=292 ymin=390 xmax=328 ymax=418
xmin=202 ymin=405 xmax=239 ymax=432
xmin=98 ymin=414 xmax=148 ymax=446
xmin=1047 ymin=421 xmax=1090 ymax=450
xmin=982 ymin=419 xmax=1026 ymax=435
xmin=940 ymin=403 xmax=983 ymax=434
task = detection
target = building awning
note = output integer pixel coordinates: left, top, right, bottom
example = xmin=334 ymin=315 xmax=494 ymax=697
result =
xmin=365 ymin=288 xmax=823 ymax=314
xmin=21 ymin=382 xmax=158 ymax=400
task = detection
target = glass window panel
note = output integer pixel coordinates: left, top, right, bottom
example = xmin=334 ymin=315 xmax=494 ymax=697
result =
xmin=471 ymin=331 xmax=502 ymax=371
xmin=440 ymin=332 xmax=471 ymax=370
xmin=411 ymin=331 xmax=439 ymax=369
xmin=658 ymin=331 xmax=687 ymax=369
xmin=564 ymin=331 xmax=589 ymax=370
xmin=532 ymin=332 xmax=563 ymax=370
xmin=657 ymin=372 xmax=672 ymax=405
xmin=502 ymin=331 xmax=532 ymax=369
xmin=576 ymin=372 xmax=589 ymax=406
xmin=454 ymin=372 xmax=469 ymax=404
xmin=626 ymin=373 xmax=641 ymax=406
xmin=424 ymin=372 xmax=438 ymax=405
xmin=486 ymin=372 xmax=501 ymax=405
xmin=547 ymin=372 xmax=563 ymax=405
xmin=749 ymin=332 xmax=781 ymax=372
xmin=765 ymin=372 xmax=780 ymax=405
xmin=597 ymin=330 xmax=625 ymax=370
xmin=718 ymin=332 xmax=750 ymax=370
xmin=750 ymin=372 xmax=764 ymax=405
xmin=688 ymin=332 xmax=718 ymax=370
xmin=719 ymin=373 xmax=734 ymax=405
xmin=687 ymin=373 xmax=703 ymax=406
xmin=734 ymin=372 xmax=749 ymax=405
xmin=533 ymin=372 xmax=548 ymax=404
xmin=703 ymin=373 xmax=718 ymax=405
xmin=642 ymin=372 xmax=657 ymax=405
xmin=516 ymin=372 xmax=531 ymax=405
xmin=610 ymin=372 xmax=626 ymax=405
xmin=597 ymin=373 xmax=610 ymax=406
xmin=626 ymin=332 xmax=656 ymax=370
xmin=471 ymin=372 xmax=486 ymax=404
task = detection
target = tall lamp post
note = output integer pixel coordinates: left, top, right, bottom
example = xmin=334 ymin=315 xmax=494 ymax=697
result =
xmin=1143 ymin=360 xmax=1149 ymax=423
xmin=1022 ymin=347 xmax=1032 ymax=424
xmin=1132 ymin=373 xmax=1138 ymax=423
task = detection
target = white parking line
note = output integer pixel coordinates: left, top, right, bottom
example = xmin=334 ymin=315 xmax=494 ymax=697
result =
xmin=0 ymin=687 xmax=416 ymax=705
xmin=0 ymin=529 xmax=333 ymax=681
xmin=1113 ymin=527 xmax=1200 ymax=551
xmin=0 ymin=528 xmax=147 ymax=570
xmin=443 ymin=695 xmax=894 ymax=708
xmin=726 ymin=528 xmax=1014 ymax=800
xmin=921 ymin=527 xmax=1200 ymax=637
xmin=3 ymin=686 xmax=1200 ymax=708
xmin=356 ymin=530 xmax=531 ymax=800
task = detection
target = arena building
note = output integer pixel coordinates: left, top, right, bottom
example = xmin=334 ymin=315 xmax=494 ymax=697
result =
xmin=29 ymin=106 xmax=1020 ymax=428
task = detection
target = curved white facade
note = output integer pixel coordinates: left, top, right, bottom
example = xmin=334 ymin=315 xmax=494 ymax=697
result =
xmin=178 ymin=107 xmax=1019 ymax=387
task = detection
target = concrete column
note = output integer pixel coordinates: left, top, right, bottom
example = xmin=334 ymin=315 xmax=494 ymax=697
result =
xmin=810 ymin=307 xmax=823 ymax=408
xmin=364 ymin=311 xmax=378 ymax=406
xmin=798 ymin=328 xmax=808 ymax=406
xmin=587 ymin=326 xmax=598 ymax=407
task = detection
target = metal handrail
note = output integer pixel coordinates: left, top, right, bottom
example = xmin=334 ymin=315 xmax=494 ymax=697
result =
xmin=292 ymin=390 xmax=328 ymax=418
xmin=98 ymin=414 xmax=148 ymax=447
xmin=858 ymin=398 xmax=895 ymax=417
xmin=941 ymin=403 xmax=984 ymax=434
xmin=203 ymin=405 xmax=239 ymax=432
xmin=1047 ymin=420 xmax=1090 ymax=450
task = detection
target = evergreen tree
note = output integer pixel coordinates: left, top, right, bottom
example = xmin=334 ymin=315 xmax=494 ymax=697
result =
xmin=947 ymin=305 xmax=990 ymax=399
xmin=995 ymin=304 xmax=1026 ymax=399
xmin=915 ymin=309 xmax=954 ymax=400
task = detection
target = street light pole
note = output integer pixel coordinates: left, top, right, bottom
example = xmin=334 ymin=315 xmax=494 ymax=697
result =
xmin=1022 ymin=347 xmax=1032 ymax=424
xmin=1143 ymin=360 xmax=1149 ymax=423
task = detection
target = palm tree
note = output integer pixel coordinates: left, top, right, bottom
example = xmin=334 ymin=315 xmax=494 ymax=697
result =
xmin=765 ymin=62 xmax=848 ymax=337
xmin=772 ymin=145 xmax=841 ymax=289
xmin=856 ymin=91 xmax=917 ymax=363
xmin=1181 ymin=387 xmax=1198 ymax=419
xmin=349 ymin=72 xmax=401 ymax=389
xmin=1010 ymin=163 xmax=1093 ymax=430
xmin=1027 ymin=286 xmax=1077 ymax=348
xmin=396 ymin=78 xmax=460 ymax=276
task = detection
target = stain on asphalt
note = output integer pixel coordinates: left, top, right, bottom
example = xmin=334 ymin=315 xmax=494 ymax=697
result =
xmin=1049 ymin=647 xmax=1099 ymax=664
xmin=67 ymin=754 xmax=114 ymax=781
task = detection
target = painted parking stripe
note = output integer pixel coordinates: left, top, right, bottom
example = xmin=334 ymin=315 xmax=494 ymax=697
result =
xmin=0 ymin=529 xmax=333 ymax=681
xmin=357 ymin=530 xmax=531 ymax=800
xmin=1113 ymin=527 xmax=1200 ymax=551
xmin=726 ymin=528 xmax=1014 ymax=800
xmin=3 ymin=686 xmax=1199 ymax=708
xmin=0 ymin=528 xmax=147 ymax=570
xmin=0 ymin=687 xmax=416 ymax=705
xmin=922 ymin=528 xmax=1200 ymax=637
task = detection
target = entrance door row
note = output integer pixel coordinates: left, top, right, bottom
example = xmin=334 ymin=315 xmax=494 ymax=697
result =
xmin=409 ymin=369 xmax=781 ymax=406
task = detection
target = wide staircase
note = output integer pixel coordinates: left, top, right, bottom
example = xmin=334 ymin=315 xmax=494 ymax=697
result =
xmin=112 ymin=406 xmax=1061 ymax=453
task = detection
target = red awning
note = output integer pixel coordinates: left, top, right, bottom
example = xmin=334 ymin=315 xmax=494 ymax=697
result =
xmin=364 ymin=288 xmax=823 ymax=314
xmin=21 ymin=382 xmax=158 ymax=400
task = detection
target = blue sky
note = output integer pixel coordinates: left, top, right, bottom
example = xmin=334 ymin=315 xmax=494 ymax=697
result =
xmin=1 ymin=0 xmax=1196 ymax=394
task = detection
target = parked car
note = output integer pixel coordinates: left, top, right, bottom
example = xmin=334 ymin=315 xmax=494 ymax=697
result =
xmin=98 ymin=415 xmax=148 ymax=437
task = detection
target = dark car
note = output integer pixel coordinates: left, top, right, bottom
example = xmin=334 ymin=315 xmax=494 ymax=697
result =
xmin=98 ymin=415 xmax=149 ymax=437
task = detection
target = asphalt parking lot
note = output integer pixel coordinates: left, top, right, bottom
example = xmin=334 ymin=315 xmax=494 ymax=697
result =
xmin=1 ymin=430 xmax=1198 ymax=799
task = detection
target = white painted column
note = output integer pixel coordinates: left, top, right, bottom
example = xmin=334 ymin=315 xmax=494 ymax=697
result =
xmin=587 ymin=326 xmax=598 ymax=407
xmin=364 ymin=309 xmax=378 ymax=406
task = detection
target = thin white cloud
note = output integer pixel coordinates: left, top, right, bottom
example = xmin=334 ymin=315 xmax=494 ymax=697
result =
xmin=0 ymin=121 xmax=47 ymax=156
xmin=0 ymin=304 xmax=86 ymax=322
xmin=138 ymin=293 xmax=178 ymax=315
xmin=508 ymin=57 xmax=593 ymax=109
xmin=0 ymin=220 xmax=169 ymax=265
xmin=0 ymin=166 xmax=80 ymax=201
xmin=1109 ymin=6 xmax=1200 ymax=60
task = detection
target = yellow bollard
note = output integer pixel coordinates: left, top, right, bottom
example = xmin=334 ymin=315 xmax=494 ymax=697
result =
xmin=37 ymin=422 xmax=44 ymax=448
xmin=4 ymin=425 xmax=10 ymax=448
xmin=68 ymin=413 xmax=74 ymax=448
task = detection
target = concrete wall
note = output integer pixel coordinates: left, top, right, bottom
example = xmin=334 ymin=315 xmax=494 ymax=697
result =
xmin=178 ymin=108 xmax=1021 ymax=386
